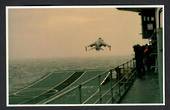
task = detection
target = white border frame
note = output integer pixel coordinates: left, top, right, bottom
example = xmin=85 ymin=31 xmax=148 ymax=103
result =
xmin=6 ymin=5 xmax=165 ymax=107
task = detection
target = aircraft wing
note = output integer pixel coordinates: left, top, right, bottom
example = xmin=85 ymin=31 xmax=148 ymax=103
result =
xmin=88 ymin=42 xmax=96 ymax=47
xmin=101 ymin=43 xmax=111 ymax=51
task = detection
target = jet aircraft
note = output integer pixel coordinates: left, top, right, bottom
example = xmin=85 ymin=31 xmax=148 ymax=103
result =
xmin=85 ymin=37 xmax=111 ymax=51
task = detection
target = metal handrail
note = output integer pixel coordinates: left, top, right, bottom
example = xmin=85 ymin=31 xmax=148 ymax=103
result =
xmin=92 ymin=59 xmax=135 ymax=104
xmin=44 ymin=58 xmax=136 ymax=104
xmin=99 ymin=72 xmax=129 ymax=99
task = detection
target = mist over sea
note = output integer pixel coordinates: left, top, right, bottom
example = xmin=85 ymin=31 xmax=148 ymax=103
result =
xmin=9 ymin=55 xmax=133 ymax=93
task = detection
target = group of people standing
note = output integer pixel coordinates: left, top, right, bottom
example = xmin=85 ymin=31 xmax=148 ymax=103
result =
xmin=133 ymin=44 xmax=155 ymax=79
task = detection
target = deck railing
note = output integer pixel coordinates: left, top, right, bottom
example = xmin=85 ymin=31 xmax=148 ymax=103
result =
xmin=45 ymin=58 xmax=136 ymax=104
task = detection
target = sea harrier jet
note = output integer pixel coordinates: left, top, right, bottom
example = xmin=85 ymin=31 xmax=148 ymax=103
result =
xmin=85 ymin=37 xmax=111 ymax=51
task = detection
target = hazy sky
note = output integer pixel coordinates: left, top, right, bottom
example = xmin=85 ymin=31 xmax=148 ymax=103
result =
xmin=8 ymin=8 xmax=148 ymax=59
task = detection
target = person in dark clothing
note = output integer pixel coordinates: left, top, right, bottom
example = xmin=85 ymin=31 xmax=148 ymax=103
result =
xmin=133 ymin=44 xmax=145 ymax=79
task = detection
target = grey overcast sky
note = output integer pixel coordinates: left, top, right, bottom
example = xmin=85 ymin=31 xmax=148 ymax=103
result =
xmin=8 ymin=8 xmax=148 ymax=59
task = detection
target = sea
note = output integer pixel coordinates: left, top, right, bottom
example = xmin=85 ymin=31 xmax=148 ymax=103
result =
xmin=9 ymin=55 xmax=132 ymax=94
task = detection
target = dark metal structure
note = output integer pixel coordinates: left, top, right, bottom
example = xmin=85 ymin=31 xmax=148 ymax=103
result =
xmin=118 ymin=7 xmax=164 ymax=102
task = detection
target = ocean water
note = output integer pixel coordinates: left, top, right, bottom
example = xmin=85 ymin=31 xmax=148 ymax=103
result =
xmin=9 ymin=55 xmax=132 ymax=94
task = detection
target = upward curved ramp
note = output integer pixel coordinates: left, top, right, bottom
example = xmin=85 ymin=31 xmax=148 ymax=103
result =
xmin=9 ymin=71 xmax=85 ymax=104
